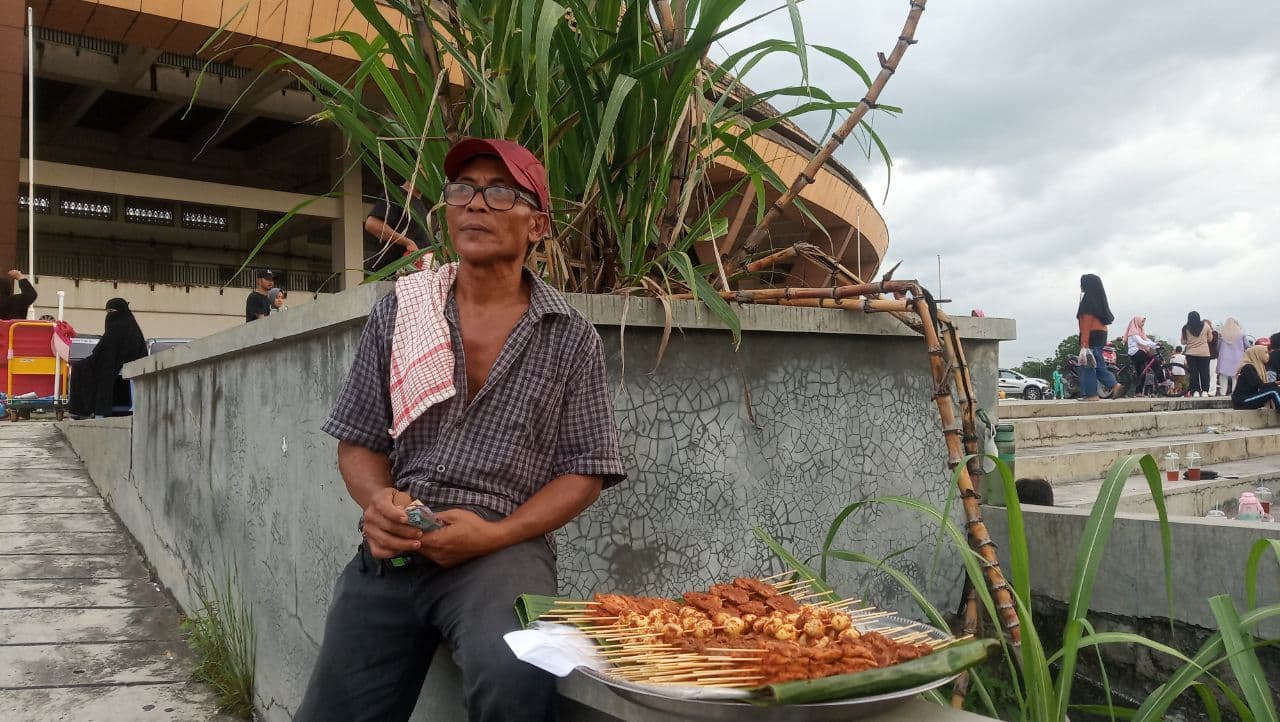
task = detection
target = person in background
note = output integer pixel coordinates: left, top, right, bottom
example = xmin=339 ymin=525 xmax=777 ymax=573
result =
xmin=1076 ymin=273 xmax=1122 ymax=400
xmin=1181 ymin=311 xmax=1214 ymax=397
xmin=1052 ymin=368 xmax=1065 ymax=400
xmin=1169 ymin=345 xmax=1189 ymax=394
xmin=1232 ymin=345 xmax=1280 ymax=411
xmin=1268 ymin=333 xmax=1280 ymax=383
xmin=364 ymin=181 xmax=428 ymax=274
xmin=1123 ymin=316 xmax=1158 ymax=397
xmin=0 ymin=269 xmax=38 ymax=320
xmin=68 ymin=298 xmax=147 ymax=419
xmin=1215 ymin=317 xmax=1247 ymax=396
xmin=245 ymin=269 xmax=274 ymax=322
xmin=268 ymin=288 xmax=288 ymax=314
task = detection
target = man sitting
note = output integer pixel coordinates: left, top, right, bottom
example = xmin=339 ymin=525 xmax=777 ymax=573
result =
xmin=297 ymin=139 xmax=625 ymax=722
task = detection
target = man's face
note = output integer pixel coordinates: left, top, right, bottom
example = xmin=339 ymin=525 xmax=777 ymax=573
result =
xmin=258 ymin=277 xmax=273 ymax=292
xmin=445 ymin=156 xmax=547 ymax=266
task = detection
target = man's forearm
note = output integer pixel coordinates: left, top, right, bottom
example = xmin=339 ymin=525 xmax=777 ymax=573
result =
xmin=493 ymin=474 xmax=602 ymax=547
xmin=337 ymin=441 xmax=395 ymax=509
xmin=365 ymin=218 xmax=414 ymax=249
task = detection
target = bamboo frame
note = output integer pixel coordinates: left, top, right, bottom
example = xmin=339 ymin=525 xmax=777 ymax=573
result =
xmin=727 ymin=0 xmax=928 ymax=270
xmin=664 ymin=248 xmax=1022 ymax=709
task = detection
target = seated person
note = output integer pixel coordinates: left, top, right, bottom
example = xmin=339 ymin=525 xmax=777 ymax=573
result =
xmin=68 ymin=298 xmax=147 ymax=418
xmin=1231 ymin=346 xmax=1280 ymax=410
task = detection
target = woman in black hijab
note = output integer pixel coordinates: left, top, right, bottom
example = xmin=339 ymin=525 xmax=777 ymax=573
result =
xmin=1076 ymin=274 xmax=1121 ymax=399
xmin=69 ymin=298 xmax=148 ymax=418
xmin=1180 ymin=311 xmax=1215 ymax=396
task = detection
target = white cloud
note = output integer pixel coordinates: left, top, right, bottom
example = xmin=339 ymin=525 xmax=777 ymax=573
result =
xmin=719 ymin=0 xmax=1280 ymax=363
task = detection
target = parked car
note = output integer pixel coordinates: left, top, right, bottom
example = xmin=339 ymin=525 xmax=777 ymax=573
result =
xmin=998 ymin=368 xmax=1051 ymax=400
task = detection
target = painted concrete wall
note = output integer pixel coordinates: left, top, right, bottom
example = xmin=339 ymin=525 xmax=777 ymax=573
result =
xmin=71 ymin=284 xmax=1010 ymax=720
xmin=985 ymin=505 xmax=1280 ymax=636
xmin=27 ymin=276 xmax=319 ymax=341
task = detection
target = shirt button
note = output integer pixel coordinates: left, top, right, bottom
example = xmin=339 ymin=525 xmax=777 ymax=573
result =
xmin=453 ymin=419 xmax=463 ymax=429
xmin=435 ymin=464 xmax=445 ymax=473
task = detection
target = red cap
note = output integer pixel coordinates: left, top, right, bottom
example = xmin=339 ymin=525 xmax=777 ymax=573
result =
xmin=444 ymin=138 xmax=550 ymax=213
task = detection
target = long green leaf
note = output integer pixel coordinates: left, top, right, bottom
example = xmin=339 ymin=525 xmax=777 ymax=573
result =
xmin=751 ymin=528 xmax=837 ymax=602
xmin=1245 ymin=538 xmax=1280 ymax=610
xmin=1209 ymin=595 xmax=1278 ymax=721
xmin=1054 ymin=453 xmax=1170 ymax=722
xmin=783 ymin=0 xmax=808 ymax=84
xmin=584 ymin=75 xmax=638 ymax=189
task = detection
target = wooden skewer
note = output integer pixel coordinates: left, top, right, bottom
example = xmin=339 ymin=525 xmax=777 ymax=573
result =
xmin=760 ymin=571 xmax=793 ymax=582
xmin=549 ymin=600 xmax=599 ymax=606
xmin=822 ymin=596 xmax=863 ymax=608
xmin=791 ymin=591 xmax=835 ymax=601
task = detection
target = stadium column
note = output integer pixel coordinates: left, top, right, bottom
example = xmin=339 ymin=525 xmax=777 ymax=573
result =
xmin=330 ymin=130 xmax=364 ymax=290
xmin=0 ymin=2 xmax=24 ymax=274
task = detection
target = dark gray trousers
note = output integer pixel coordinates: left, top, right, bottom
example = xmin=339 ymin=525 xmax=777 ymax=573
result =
xmin=296 ymin=531 xmax=557 ymax=722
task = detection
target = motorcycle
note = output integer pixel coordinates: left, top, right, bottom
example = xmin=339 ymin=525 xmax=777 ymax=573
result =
xmin=1061 ymin=345 xmax=1122 ymax=399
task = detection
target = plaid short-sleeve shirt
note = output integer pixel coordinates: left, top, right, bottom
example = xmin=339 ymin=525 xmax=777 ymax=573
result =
xmin=323 ymin=272 xmax=625 ymax=517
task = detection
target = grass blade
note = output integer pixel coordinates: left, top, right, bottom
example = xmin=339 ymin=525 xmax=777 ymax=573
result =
xmin=1245 ymin=538 xmax=1280 ymax=610
xmin=1208 ymin=595 xmax=1278 ymax=721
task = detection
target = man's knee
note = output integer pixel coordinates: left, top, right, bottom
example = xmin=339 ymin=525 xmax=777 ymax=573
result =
xmin=461 ymin=644 xmax=555 ymax=722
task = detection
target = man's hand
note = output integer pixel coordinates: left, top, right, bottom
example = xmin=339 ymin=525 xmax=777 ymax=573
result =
xmin=417 ymin=508 xmax=508 ymax=568
xmin=6 ymin=270 xmax=22 ymax=281
xmin=360 ymin=487 xmax=423 ymax=559
xmin=401 ymin=240 xmax=419 ymax=254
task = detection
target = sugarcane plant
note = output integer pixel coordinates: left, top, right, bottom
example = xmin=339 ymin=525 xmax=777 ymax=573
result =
xmin=202 ymin=0 xmax=905 ymax=342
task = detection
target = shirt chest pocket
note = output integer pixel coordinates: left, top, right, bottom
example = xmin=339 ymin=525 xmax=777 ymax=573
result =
xmin=513 ymin=369 xmax=566 ymax=450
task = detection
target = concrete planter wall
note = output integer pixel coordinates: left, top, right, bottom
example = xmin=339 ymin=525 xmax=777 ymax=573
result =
xmin=68 ymin=283 xmax=1011 ymax=720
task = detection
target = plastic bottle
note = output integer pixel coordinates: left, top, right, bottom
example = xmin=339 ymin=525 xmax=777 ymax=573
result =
xmin=1237 ymin=492 xmax=1263 ymax=522
xmin=1254 ymin=484 xmax=1273 ymax=516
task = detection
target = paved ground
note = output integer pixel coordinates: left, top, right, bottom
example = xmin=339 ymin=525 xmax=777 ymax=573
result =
xmin=0 ymin=422 xmax=234 ymax=721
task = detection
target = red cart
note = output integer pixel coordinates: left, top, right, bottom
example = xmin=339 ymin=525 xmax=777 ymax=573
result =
xmin=3 ymin=321 xmax=71 ymax=421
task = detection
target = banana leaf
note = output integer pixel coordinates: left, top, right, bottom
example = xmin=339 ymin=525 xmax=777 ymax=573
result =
xmin=516 ymin=593 xmax=575 ymax=628
xmin=751 ymin=639 xmax=997 ymax=705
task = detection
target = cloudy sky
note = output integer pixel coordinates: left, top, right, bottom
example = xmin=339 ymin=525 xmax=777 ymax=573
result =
xmin=718 ymin=0 xmax=1280 ymax=364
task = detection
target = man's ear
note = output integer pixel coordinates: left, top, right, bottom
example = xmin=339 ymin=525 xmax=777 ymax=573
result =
xmin=528 ymin=211 xmax=551 ymax=242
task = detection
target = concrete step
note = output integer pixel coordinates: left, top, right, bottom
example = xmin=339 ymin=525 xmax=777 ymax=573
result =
xmin=999 ymin=396 xmax=1231 ymax=420
xmin=1016 ymin=427 xmax=1280 ymax=485
xmin=1015 ymin=407 xmax=1278 ymax=449
xmin=1052 ymin=454 xmax=1280 ymax=517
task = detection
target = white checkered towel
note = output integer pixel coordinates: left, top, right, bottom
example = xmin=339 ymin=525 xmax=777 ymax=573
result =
xmin=389 ymin=260 xmax=459 ymax=438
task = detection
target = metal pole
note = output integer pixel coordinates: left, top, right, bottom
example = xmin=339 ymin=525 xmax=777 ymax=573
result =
xmin=936 ymin=254 xmax=942 ymax=297
xmin=26 ymin=6 xmax=35 ymax=318
xmin=53 ymin=290 xmax=64 ymax=404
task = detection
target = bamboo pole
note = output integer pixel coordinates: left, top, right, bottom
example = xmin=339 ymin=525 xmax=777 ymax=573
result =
xmin=911 ymin=297 xmax=1021 ymax=644
xmin=727 ymin=0 xmax=928 ymax=270
xmin=668 ymin=280 xmax=919 ymax=303
xmin=409 ymin=1 xmax=461 ymax=145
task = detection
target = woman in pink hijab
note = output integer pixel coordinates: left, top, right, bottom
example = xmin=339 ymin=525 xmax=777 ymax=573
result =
xmin=1124 ymin=316 xmax=1159 ymax=396
xmin=1216 ymin=318 xmax=1247 ymax=396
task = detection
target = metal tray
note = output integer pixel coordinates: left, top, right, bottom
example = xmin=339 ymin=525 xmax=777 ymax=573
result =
xmin=574 ymin=613 xmax=957 ymax=720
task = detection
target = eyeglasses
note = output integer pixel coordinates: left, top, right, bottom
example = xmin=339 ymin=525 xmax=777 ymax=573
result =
xmin=443 ymin=182 xmax=540 ymax=211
